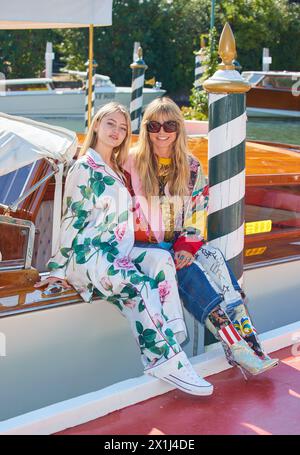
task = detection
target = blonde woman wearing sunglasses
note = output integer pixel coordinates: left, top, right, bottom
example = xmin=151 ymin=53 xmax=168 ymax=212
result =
xmin=124 ymin=97 xmax=279 ymax=378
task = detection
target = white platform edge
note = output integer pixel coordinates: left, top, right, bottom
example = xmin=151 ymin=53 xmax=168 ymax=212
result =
xmin=1 ymin=320 xmax=299 ymax=435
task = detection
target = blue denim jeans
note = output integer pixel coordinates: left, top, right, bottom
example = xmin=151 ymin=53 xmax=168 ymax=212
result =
xmin=134 ymin=241 xmax=242 ymax=325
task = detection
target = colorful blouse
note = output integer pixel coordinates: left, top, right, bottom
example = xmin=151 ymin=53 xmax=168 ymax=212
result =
xmin=123 ymin=153 xmax=209 ymax=255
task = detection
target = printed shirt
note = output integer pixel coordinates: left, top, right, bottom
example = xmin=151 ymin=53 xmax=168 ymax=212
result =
xmin=47 ymin=148 xmax=134 ymax=302
xmin=124 ymin=153 xmax=209 ymax=255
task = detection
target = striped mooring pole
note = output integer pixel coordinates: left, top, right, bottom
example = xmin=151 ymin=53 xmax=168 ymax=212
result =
xmin=194 ymin=38 xmax=207 ymax=90
xmin=203 ymin=23 xmax=251 ymax=284
xmin=85 ymin=59 xmax=97 ymax=132
xmin=130 ymin=46 xmax=148 ymax=134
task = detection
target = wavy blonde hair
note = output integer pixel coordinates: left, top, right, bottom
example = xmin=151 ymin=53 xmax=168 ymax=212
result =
xmin=79 ymin=102 xmax=131 ymax=176
xmin=133 ymin=97 xmax=190 ymax=197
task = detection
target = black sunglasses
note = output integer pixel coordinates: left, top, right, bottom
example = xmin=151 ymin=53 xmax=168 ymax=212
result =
xmin=146 ymin=120 xmax=178 ymax=133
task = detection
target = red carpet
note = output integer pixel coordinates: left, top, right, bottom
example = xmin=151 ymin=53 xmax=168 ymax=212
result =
xmin=55 ymin=347 xmax=300 ymax=435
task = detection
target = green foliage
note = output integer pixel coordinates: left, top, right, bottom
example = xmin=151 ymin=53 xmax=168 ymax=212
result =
xmin=183 ymin=27 xmax=219 ymax=120
xmin=0 ymin=1 xmax=299 ymax=98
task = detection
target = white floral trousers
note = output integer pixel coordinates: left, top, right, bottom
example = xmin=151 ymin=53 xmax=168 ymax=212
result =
xmin=98 ymin=247 xmax=187 ymax=370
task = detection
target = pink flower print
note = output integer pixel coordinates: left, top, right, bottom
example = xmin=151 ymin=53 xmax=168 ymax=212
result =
xmin=114 ymin=256 xmax=136 ymax=271
xmin=99 ymin=196 xmax=111 ymax=211
xmin=100 ymin=277 xmax=113 ymax=291
xmin=158 ymin=280 xmax=171 ymax=304
xmin=86 ymin=155 xmax=101 ymax=171
xmin=153 ymin=313 xmax=164 ymax=329
xmin=124 ymin=299 xmax=136 ymax=309
xmin=114 ymin=222 xmax=127 ymax=241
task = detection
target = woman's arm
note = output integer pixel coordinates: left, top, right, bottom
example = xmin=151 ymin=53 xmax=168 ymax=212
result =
xmin=44 ymin=160 xmax=93 ymax=281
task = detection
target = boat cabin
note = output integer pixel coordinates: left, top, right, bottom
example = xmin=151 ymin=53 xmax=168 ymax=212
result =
xmin=242 ymin=71 xmax=300 ymax=117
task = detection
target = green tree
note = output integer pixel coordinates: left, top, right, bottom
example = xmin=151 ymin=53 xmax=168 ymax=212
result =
xmin=0 ymin=29 xmax=60 ymax=78
xmin=0 ymin=0 xmax=299 ymax=97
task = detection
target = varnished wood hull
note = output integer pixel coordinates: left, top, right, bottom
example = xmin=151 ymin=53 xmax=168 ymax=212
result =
xmin=246 ymin=86 xmax=300 ymax=118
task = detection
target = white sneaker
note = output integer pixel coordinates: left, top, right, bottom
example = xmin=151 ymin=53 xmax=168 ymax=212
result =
xmin=146 ymin=351 xmax=213 ymax=396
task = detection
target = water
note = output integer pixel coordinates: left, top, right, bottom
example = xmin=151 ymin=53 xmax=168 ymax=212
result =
xmin=246 ymin=118 xmax=300 ymax=145
xmin=36 ymin=116 xmax=300 ymax=145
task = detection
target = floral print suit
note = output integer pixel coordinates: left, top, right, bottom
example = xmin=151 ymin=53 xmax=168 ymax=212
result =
xmin=48 ymin=148 xmax=187 ymax=370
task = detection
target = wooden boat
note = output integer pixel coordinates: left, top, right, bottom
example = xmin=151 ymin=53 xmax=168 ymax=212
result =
xmin=0 ymin=114 xmax=300 ymax=434
xmin=242 ymin=71 xmax=300 ymax=118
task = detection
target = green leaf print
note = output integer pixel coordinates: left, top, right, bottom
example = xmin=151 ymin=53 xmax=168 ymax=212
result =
xmin=149 ymin=346 xmax=163 ymax=356
xmin=136 ymin=321 xmax=144 ymax=335
xmin=72 ymin=237 xmax=78 ymax=248
xmin=121 ymin=285 xmax=137 ymax=299
xmin=143 ymin=329 xmax=157 ymax=344
xmin=165 ymin=328 xmax=174 ymax=338
xmin=92 ymin=171 xmax=103 ymax=181
xmin=104 ymin=213 xmax=116 ymax=225
xmin=118 ymin=211 xmax=128 ymax=223
xmin=73 ymin=243 xmax=85 ymax=253
xmin=91 ymin=180 xmax=105 ymax=197
xmin=155 ymin=271 xmax=165 ymax=284
xmin=79 ymin=185 xmax=92 ymax=199
xmin=94 ymin=288 xmax=106 ymax=299
xmin=73 ymin=217 xmax=88 ymax=230
xmin=71 ymin=201 xmax=84 ymax=213
xmin=48 ymin=261 xmax=61 ymax=270
xmin=75 ymin=251 xmax=87 ymax=264
xmin=91 ymin=235 xmax=103 ymax=247
xmin=77 ymin=210 xmax=89 ymax=219
xmin=162 ymin=344 xmax=170 ymax=359
xmin=66 ymin=197 xmax=72 ymax=208
xmin=133 ymin=251 xmax=147 ymax=264
xmin=107 ymin=265 xmax=119 ymax=276
xmin=144 ymin=339 xmax=155 ymax=349
xmin=149 ymin=278 xmax=158 ymax=289
xmin=103 ymin=176 xmax=115 ymax=186
xmin=107 ymin=253 xmax=115 ymax=263
xmin=138 ymin=301 xmax=145 ymax=312
xmin=112 ymin=300 xmax=123 ymax=311
xmin=138 ymin=335 xmax=145 ymax=346
xmin=130 ymin=274 xmax=143 ymax=285
xmin=60 ymin=247 xmax=72 ymax=258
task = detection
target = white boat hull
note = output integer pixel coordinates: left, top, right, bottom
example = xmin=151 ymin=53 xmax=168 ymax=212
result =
xmin=0 ymin=87 xmax=165 ymax=118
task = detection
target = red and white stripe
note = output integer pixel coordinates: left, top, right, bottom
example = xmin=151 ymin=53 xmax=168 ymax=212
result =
xmin=219 ymin=323 xmax=242 ymax=346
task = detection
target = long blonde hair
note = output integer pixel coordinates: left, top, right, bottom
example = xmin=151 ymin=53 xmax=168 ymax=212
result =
xmin=79 ymin=102 xmax=132 ymax=176
xmin=134 ymin=97 xmax=190 ymax=197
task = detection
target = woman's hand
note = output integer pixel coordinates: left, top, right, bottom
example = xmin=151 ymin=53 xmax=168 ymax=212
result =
xmin=34 ymin=277 xmax=71 ymax=289
xmin=174 ymin=250 xmax=194 ymax=270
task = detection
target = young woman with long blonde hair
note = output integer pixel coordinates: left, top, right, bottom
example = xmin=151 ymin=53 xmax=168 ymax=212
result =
xmin=34 ymin=102 xmax=213 ymax=396
xmin=124 ymin=97 xmax=279 ymax=377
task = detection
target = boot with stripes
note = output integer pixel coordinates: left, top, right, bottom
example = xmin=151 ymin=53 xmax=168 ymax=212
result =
xmin=205 ymin=305 xmax=278 ymax=377
xmin=230 ymin=300 xmax=279 ymax=371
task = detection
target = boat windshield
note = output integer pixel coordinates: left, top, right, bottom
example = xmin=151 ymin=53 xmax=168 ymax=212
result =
xmin=242 ymin=72 xmax=264 ymax=85
xmin=258 ymin=76 xmax=298 ymax=89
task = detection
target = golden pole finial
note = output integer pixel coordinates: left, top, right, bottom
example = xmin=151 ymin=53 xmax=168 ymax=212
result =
xmin=218 ymin=22 xmax=236 ymax=70
xmin=137 ymin=46 xmax=143 ymax=60
xmin=203 ymin=22 xmax=251 ymax=94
